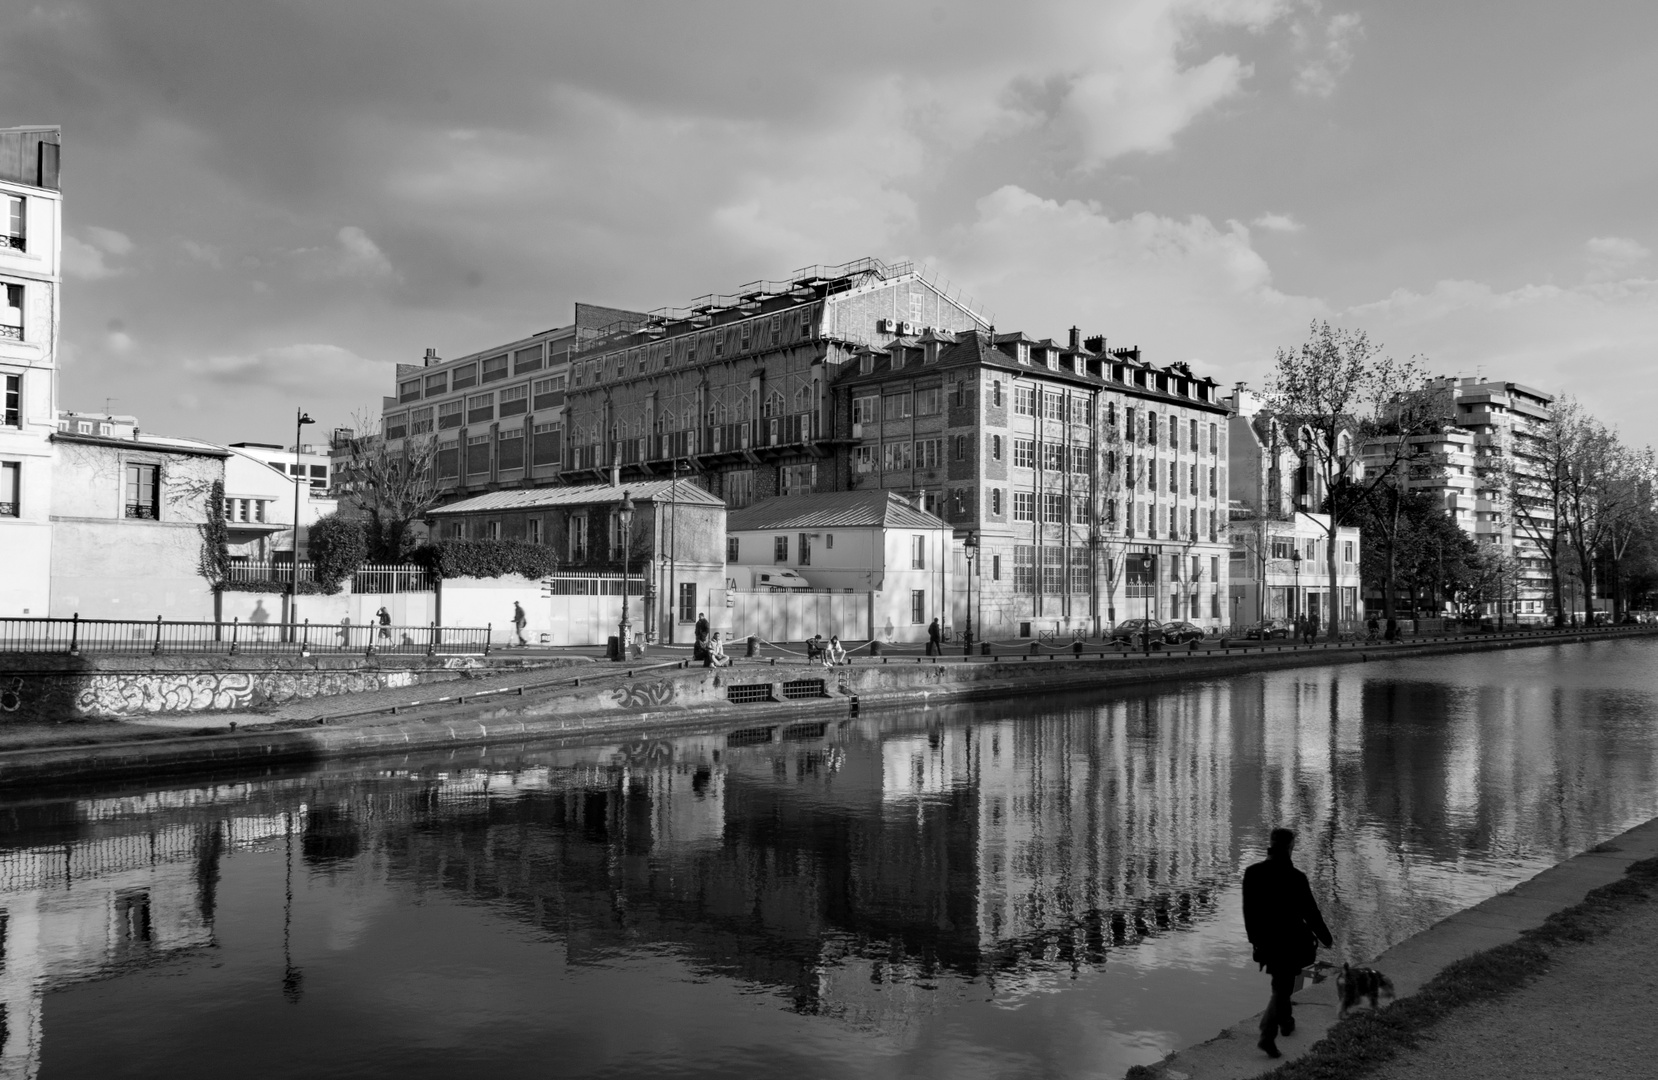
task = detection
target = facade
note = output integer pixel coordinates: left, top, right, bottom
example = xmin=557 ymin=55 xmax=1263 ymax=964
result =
xmin=1227 ymin=511 xmax=1362 ymax=628
xmin=725 ymin=490 xmax=954 ymax=640
xmin=222 ymin=444 xmax=337 ymax=560
xmin=832 ymin=328 xmax=1232 ymax=639
xmin=228 ymin=440 xmax=333 ymax=493
xmin=48 ymin=429 xmax=226 ymax=619
xmin=558 ymin=258 xmax=990 ymax=508
xmin=0 ymin=126 xmax=62 ymax=617
xmin=427 ymin=478 xmax=727 ymax=644
xmin=377 ymin=305 xmax=648 ymax=504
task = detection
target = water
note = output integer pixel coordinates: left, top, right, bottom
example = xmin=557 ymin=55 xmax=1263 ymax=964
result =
xmin=4 ymin=639 xmax=1658 ymax=1079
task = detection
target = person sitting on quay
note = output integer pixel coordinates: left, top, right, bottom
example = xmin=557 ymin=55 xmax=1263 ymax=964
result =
xmin=705 ymin=631 xmax=731 ymax=668
xmin=824 ymin=635 xmax=849 ymax=667
xmin=805 ymin=634 xmax=825 ymax=663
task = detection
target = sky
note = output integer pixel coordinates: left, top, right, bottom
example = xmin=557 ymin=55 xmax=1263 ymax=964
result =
xmin=4 ymin=0 xmax=1656 ymax=446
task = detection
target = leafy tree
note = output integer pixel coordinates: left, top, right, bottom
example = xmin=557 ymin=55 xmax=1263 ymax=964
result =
xmin=308 ymin=514 xmax=369 ymax=593
xmin=1265 ymin=321 xmax=1433 ymax=637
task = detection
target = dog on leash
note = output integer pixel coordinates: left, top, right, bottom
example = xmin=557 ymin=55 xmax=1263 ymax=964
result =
xmin=1336 ymin=963 xmax=1395 ymax=1016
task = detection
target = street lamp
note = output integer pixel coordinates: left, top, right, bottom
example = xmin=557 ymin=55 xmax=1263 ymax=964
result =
xmin=1289 ymin=550 xmax=1302 ymax=621
xmin=291 ymin=408 xmax=314 ymax=638
xmin=617 ymin=489 xmax=635 ymax=657
xmin=962 ymin=532 xmax=978 ymax=655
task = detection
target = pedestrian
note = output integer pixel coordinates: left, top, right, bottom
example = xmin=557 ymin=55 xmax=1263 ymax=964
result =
xmin=927 ymin=617 xmax=942 ymax=656
xmin=512 ymin=601 xmax=528 ymax=647
xmin=1366 ymin=614 xmax=1380 ymax=642
xmin=1307 ymin=612 xmax=1320 ymax=644
xmin=1293 ymin=614 xmax=1306 ymax=642
xmin=375 ymin=606 xmax=392 ymax=643
xmin=1243 ymin=827 xmax=1333 ymax=1059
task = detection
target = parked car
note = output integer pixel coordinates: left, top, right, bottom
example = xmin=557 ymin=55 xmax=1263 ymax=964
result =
xmin=1161 ymin=621 xmax=1207 ymax=644
xmin=1109 ymin=618 xmax=1162 ymax=644
xmin=1242 ymin=621 xmax=1290 ymax=640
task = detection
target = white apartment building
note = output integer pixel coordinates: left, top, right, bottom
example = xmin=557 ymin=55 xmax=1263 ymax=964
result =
xmin=0 ymin=126 xmax=61 ymax=617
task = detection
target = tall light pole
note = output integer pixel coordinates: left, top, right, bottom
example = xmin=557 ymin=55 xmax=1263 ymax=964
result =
xmin=617 ymin=489 xmax=635 ymax=657
xmin=291 ymin=408 xmax=314 ymax=636
xmin=963 ymin=531 xmax=977 ymax=655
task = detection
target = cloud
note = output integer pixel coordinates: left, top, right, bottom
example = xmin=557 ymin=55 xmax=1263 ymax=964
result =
xmin=1584 ymin=236 xmax=1651 ymax=281
xmin=180 ymin=239 xmax=223 ymax=268
xmin=183 ymin=343 xmax=387 ymax=396
xmin=1252 ymin=212 xmax=1305 ymax=232
xmin=62 ymin=226 xmax=135 ymax=279
xmin=332 ymin=225 xmax=395 ymax=279
xmin=1292 ymin=8 xmax=1362 ymax=97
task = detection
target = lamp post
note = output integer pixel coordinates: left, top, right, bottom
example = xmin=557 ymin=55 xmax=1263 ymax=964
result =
xmin=962 ymin=532 xmax=977 ymax=655
xmin=291 ymin=408 xmax=314 ymax=639
xmin=1290 ymin=550 xmax=1301 ymax=621
xmin=617 ymin=489 xmax=635 ymax=656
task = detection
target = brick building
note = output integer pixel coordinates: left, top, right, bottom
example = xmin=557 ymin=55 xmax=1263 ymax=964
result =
xmin=830 ymin=327 xmax=1232 ymax=639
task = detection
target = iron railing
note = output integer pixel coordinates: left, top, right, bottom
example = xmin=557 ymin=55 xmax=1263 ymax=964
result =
xmin=222 ymin=561 xmax=436 ymax=593
xmin=0 ymin=615 xmax=491 ymax=656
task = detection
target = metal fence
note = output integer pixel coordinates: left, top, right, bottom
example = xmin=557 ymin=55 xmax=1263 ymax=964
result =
xmin=0 ymin=616 xmax=491 ymax=656
xmin=222 ymin=561 xmax=435 ymax=593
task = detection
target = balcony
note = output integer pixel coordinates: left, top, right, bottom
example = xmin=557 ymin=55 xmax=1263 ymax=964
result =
xmin=124 ymin=502 xmax=158 ymax=520
xmin=0 ymin=323 xmax=21 ymax=342
xmin=4 ymin=234 xmax=23 ymax=252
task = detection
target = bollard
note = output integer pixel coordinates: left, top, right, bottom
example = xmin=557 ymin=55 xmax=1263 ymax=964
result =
xmin=69 ymin=612 xmax=80 ymax=656
xmin=1073 ymin=641 xmax=1083 ymax=658
xmin=748 ymin=636 xmax=760 ymax=658
xmin=870 ymin=639 xmax=882 ymax=658
xmin=1029 ymin=641 xmax=1040 ymax=656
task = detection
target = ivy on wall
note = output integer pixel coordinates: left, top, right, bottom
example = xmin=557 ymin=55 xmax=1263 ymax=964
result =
xmin=412 ymin=540 xmax=558 ymax=580
xmin=198 ymin=479 xmax=230 ymax=585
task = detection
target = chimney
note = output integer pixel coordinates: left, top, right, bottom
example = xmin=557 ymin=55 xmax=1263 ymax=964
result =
xmin=1068 ymin=326 xmax=1081 ymax=351
xmin=424 ymin=347 xmax=441 ymax=367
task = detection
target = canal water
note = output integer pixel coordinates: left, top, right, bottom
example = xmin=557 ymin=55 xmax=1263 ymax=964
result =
xmin=4 ymin=639 xmax=1658 ymax=1079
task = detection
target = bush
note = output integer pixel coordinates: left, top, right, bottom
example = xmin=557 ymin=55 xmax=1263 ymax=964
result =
xmin=412 ymin=540 xmax=558 ymax=580
xmin=220 ymin=579 xmax=330 ymax=595
xmin=308 ymin=514 xmax=369 ymax=593
xmin=198 ymin=479 xmax=231 ymax=584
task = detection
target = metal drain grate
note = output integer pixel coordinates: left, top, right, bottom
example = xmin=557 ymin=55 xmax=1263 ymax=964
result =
xmin=781 ymin=721 xmax=827 ymax=741
xmin=726 ymin=725 xmax=774 ymax=747
xmin=725 ymin=683 xmax=773 ymax=704
xmin=780 ymin=678 xmax=827 ymax=700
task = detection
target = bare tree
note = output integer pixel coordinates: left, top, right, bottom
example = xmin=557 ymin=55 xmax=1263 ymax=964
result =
xmin=335 ymin=411 xmax=441 ymax=563
xmin=1265 ymin=321 xmax=1432 ymax=639
xmin=1602 ymin=444 xmax=1657 ymax=620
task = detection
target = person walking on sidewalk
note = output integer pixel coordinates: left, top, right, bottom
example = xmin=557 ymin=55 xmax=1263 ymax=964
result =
xmin=375 ymin=606 xmax=392 ymax=643
xmin=927 ymin=617 xmax=942 ymax=656
xmin=512 ymin=601 xmax=528 ymax=647
xmin=1243 ymin=827 xmax=1333 ymax=1059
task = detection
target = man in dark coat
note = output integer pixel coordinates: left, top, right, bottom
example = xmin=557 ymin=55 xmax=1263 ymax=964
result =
xmin=927 ymin=617 xmax=942 ymax=656
xmin=1243 ymin=827 xmax=1333 ymax=1058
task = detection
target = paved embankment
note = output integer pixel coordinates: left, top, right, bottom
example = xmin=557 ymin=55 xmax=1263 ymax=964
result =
xmin=1127 ymin=813 xmax=1658 ymax=1080
xmin=1 ymin=624 xmax=1650 ymax=789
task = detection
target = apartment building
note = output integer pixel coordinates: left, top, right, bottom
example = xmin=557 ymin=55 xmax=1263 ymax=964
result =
xmin=832 ymin=327 xmax=1232 ymax=639
xmin=377 ymin=303 xmax=647 ymax=503
xmin=0 ymin=125 xmax=61 ymax=616
xmin=558 ymin=258 xmax=990 ymax=506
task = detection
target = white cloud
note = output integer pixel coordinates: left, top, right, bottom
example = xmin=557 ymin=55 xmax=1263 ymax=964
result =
xmin=333 ymin=225 xmax=395 ymax=278
xmin=105 ymin=330 xmax=135 ymax=355
xmin=180 ymin=239 xmax=223 ymax=269
xmin=1584 ymin=236 xmax=1651 ymax=281
xmin=63 ymin=235 xmax=119 ymax=280
xmin=1252 ymin=212 xmax=1305 ymax=232
xmin=85 ymin=225 xmax=134 ymax=256
xmin=1292 ymin=8 xmax=1362 ymax=97
xmin=183 ymin=343 xmax=389 ymax=398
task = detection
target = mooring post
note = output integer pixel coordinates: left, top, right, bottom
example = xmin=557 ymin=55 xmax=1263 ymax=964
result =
xmin=152 ymin=614 xmax=163 ymax=656
xmin=68 ymin=612 xmax=80 ymax=656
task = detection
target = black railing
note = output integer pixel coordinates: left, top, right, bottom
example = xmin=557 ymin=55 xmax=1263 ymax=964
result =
xmin=0 ymin=324 xmax=22 ymax=341
xmin=0 ymin=615 xmax=491 ymax=656
xmin=124 ymin=502 xmax=158 ymax=519
xmin=0 ymin=502 xmax=15 ymax=517
xmin=4 ymin=234 xmax=23 ymax=251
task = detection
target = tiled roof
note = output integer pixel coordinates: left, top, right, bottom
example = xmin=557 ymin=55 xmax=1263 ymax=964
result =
xmin=430 ymin=479 xmax=726 ymax=516
xmin=726 ymin=490 xmax=951 ymax=532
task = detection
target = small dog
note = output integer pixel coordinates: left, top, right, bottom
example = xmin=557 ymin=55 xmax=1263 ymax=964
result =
xmin=1336 ymin=963 xmax=1395 ymax=1016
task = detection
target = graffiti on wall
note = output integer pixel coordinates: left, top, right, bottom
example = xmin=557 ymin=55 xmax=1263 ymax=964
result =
xmin=611 ymin=681 xmax=678 ymax=710
xmin=70 ymin=670 xmax=419 ymax=718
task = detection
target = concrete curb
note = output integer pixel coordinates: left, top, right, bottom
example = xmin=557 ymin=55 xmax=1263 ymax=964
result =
xmin=1130 ymin=814 xmax=1658 ymax=1080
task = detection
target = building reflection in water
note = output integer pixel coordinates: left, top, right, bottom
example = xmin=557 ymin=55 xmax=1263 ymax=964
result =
xmin=3 ymin=643 xmax=1658 ymax=1076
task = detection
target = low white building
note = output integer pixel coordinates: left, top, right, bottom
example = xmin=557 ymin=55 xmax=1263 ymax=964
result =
xmin=1227 ymin=511 xmax=1361 ymax=630
xmin=222 ymin=444 xmax=337 ymax=561
xmin=725 ymin=491 xmax=955 ymax=641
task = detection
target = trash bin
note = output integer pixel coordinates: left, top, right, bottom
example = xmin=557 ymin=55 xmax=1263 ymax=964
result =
xmin=606 ymin=635 xmax=622 ymax=662
xmin=746 ymin=635 xmax=759 ymax=658
xmin=981 ymin=641 xmax=991 ymax=656
xmin=870 ymin=639 xmax=882 ymax=657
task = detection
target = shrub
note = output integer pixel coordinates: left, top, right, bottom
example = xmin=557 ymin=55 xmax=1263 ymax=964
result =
xmin=221 ymin=579 xmax=330 ymax=595
xmin=412 ymin=540 xmax=558 ymax=580
xmin=308 ymin=514 xmax=369 ymax=593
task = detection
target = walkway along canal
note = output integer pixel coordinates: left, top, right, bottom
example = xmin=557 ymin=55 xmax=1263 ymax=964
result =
xmin=1 ymin=636 xmax=1655 ymax=1078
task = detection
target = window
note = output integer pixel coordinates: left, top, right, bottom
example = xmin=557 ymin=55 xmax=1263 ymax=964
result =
xmin=991 ymin=488 xmax=1003 ymax=515
xmin=953 ymin=435 xmax=966 ymax=461
xmin=481 ymin=354 xmax=509 ymax=383
xmin=424 ymin=372 xmax=447 ymax=396
xmin=1013 ymin=546 xmax=1035 ymax=592
xmin=1073 ymin=495 xmax=1089 ymax=524
xmin=1014 ymin=386 xmax=1035 ymax=416
xmin=385 ymin=412 xmax=408 ymax=440
xmin=1041 ymin=547 xmax=1064 ymax=594
xmin=882 ymin=441 xmax=913 ymax=470
xmin=532 ymin=374 xmax=566 ymax=410
xmin=437 ymin=441 xmax=459 ymax=478
xmin=915 ymin=438 xmax=942 ymax=469
xmin=568 ymin=513 xmax=587 ymax=562
xmin=1208 ymin=465 xmax=1217 ymax=497
xmin=1188 ymin=464 xmax=1197 ymax=494
xmin=1189 ymin=418 xmax=1199 ymax=451
xmin=910 ymin=589 xmax=926 ymax=624
xmin=1044 ymin=391 xmax=1064 ymax=419
xmin=1043 ymin=443 xmax=1064 ymax=471
xmin=991 ymin=434 xmax=1002 ymax=460
xmin=1189 ymin=508 xmax=1198 ymax=537
xmin=451 ymin=363 xmax=478 ymax=390
xmin=467 ymin=393 xmax=494 ymax=424
xmin=532 ymin=422 xmax=562 ymax=466
xmin=514 ymin=344 xmax=543 ymax=374
xmin=124 ymin=463 xmax=159 ymax=519
xmin=855 ymin=445 xmax=875 ymax=473
xmin=2 ymin=283 xmax=23 ymax=341
xmin=883 ymin=392 xmax=913 ymax=421
xmin=1209 ymin=423 xmax=1219 ymax=454
xmin=774 ymin=535 xmax=789 ymax=563
xmin=727 ymin=537 xmax=739 ymax=562
xmin=1013 ymin=438 xmax=1035 ymax=469
xmin=915 ymin=386 xmax=943 ymax=415
xmin=799 ymin=533 xmax=814 ymax=566
xmin=4 ymin=373 xmax=20 ymax=427
xmin=992 ymin=379 xmax=1003 ymax=407
xmin=1043 ymin=491 xmax=1065 ymax=523
xmin=992 ymin=554 xmax=1001 ymax=580
xmin=437 ymin=400 xmax=463 ymax=430
xmin=1 ymin=460 xmax=19 ymax=516
xmin=1013 ymin=490 xmax=1035 ymax=521
xmin=912 ymin=534 xmax=926 ymax=569
xmin=466 ymin=434 xmax=490 ymax=475
xmin=5 ymin=194 xmax=23 ymax=250
xmin=498 ymin=427 xmax=524 ymax=470
xmin=1145 ymin=459 xmax=1155 ymax=490
xmin=1070 ymin=547 xmax=1090 ymax=593
xmin=780 ymin=463 xmax=816 ymax=495
xmin=528 ymin=517 xmax=542 ymax=545
xmin=1344 ymin=540 xmax=1356 ymax=563
xmin=1170 ymin=417 xmax=1179 ymax=449
xmin=1070 ymin=445 xmax=1090 ymax=473
xmin=410 ymin=407 xmax=434 ymax=435
xmin=1106 ymin=497 xmax=1118 ymax=527
xmin=500 ymin=384 xmax=529 ymax=417
xmin=852 ymin=394 xmax=879 ymax=426
xmin=398 ymin=380 xmax=421 ymax=404
xmin=726 ymin=470 xmax=755 ymax=508
xmin=1211 ymin=556 xmax=1219 ymax=581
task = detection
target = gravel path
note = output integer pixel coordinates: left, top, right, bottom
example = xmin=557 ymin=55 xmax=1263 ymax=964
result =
xmin=1368 ymin=888 xmax=1658 ymax=1080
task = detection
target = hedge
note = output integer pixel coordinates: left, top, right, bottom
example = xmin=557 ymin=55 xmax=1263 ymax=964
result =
xmin=308 ymin=514 xmax=369 ymax=593
xmin=220 ymin=579 xmax=330 ymax=595
xmin=411 ymin=540 xmax=558 ymax=580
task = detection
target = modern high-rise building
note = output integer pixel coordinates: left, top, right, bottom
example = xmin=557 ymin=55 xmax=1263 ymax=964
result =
xmin=0 ymin=125 xmax=62 ymax=617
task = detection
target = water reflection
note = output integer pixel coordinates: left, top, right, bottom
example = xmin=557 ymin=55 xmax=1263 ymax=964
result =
xmin=3 ymin=640 xmax=1657 ymax=1078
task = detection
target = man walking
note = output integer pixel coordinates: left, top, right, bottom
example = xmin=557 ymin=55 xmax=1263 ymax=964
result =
xmin=512 ymin=601 xmax=528 ymax=647
xmin=927 ymin=617 xmax=942 ymax=656
xmin=1243 ymin=827 xmax=1332 ymax=1058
